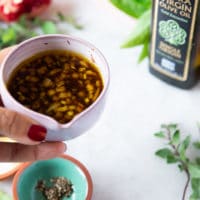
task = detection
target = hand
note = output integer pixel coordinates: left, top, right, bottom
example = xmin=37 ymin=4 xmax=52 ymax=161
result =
xmin=0 ymin=47 xmax=66 ymax=162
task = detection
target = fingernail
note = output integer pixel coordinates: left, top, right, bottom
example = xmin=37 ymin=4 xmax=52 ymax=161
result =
xmin=28 ymin=125 xmax=47 ymax=142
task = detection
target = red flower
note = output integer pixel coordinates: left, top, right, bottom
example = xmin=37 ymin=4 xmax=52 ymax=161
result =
xmin=0 ymin=0 xmax=51 ymax=22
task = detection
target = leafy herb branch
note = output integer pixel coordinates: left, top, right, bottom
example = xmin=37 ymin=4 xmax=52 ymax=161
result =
xmin=155 ymin=124 xmax=200 ymax=200
xmin=0 ymin=13 xmax=83 ymax=49
xmin=110 ymin=0 xmax=152 ymax=63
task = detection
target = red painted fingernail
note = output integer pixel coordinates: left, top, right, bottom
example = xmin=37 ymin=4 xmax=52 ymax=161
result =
xmin=28 ymin=125 xmax=47 ymax=141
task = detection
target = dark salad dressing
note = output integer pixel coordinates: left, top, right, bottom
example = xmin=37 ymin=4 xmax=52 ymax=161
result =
xmin=7 ymin=50 xmax=103 ymax=124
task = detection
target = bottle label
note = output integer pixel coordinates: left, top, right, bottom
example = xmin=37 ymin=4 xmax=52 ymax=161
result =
xmin=150 ymin=0 xmax=199 ymax=81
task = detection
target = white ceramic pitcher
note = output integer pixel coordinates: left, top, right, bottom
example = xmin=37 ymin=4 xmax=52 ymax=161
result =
xmin=0 ymin=34 xmax=110 ymax=141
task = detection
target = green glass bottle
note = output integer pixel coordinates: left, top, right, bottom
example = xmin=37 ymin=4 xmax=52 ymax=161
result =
xmin=149 ymin=0 xmax=200 ymax=89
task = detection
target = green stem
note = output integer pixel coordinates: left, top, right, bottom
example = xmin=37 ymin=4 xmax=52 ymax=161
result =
xmin=166 ymin=127 xmax=190 ymax=200
xmin=182 ymin=170 xmax=190 ymax=200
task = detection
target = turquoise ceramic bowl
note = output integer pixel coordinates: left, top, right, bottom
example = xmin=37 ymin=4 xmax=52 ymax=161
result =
xmin=12 ymin=155 xmax=93 ymax=200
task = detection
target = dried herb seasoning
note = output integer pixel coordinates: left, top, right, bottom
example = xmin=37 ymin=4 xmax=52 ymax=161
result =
xmin=36 ymin=177 xmax=73 ymax=200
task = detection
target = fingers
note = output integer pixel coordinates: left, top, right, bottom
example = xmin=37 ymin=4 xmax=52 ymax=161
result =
xmin=0 ymin=46 xmax=41 ymax=144
xmin=0 ymin=46 xmax=16 ymax=63
xmin=0 ymin=142 xmax=66 ymax=162
xmin=0 ymin=107 xmax=47 ymax=145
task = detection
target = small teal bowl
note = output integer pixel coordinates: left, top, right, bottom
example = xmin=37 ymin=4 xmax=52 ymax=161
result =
xmin=12 ymin=155 xmax=93 ymax=200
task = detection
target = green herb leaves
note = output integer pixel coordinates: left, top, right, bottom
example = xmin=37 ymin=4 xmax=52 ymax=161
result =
xmin=156 ymin=148 xmax=178 ymax=163
xmin=41 ymin=21 xmax=57 ymax=34
xmin=0 ymin=13 xmax=82 ymax=49
xmin=121 ymin=9 xmax=151 ymax=63
xmin=154 ymin=124 xmax=200 ymax=200
xmin=109 ymin=0 xmax=151 ymax=18
xmin=0 ymin=190 xmax=12 ymax=200
xmin=110 ymin=0 xmax=152 ymax=63
xmin=0 ymin=15 xmax=54 ymax=49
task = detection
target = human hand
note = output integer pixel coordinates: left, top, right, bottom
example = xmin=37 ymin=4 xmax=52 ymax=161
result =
xmin=0 ymin=47 xmax=66 ymax=162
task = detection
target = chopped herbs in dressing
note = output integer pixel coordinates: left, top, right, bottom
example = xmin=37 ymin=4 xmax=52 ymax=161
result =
xmin=7 ymin=50 xmax=103 ymax=124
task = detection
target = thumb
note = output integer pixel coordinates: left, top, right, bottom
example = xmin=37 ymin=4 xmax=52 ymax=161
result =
xmin=0 ymin=107 xmax=47 ymax=144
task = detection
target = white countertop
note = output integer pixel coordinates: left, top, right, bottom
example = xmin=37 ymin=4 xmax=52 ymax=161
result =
xmin=1 ymin=0 xmax=200 ymax=199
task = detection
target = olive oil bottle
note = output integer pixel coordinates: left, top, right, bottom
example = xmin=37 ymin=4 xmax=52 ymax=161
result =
xmin=149 ymin=0 xmax=200 ymax=89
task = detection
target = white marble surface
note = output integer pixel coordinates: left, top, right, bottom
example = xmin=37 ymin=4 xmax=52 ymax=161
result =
xmin=1 ymin=0 xmax=200 ymax=199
